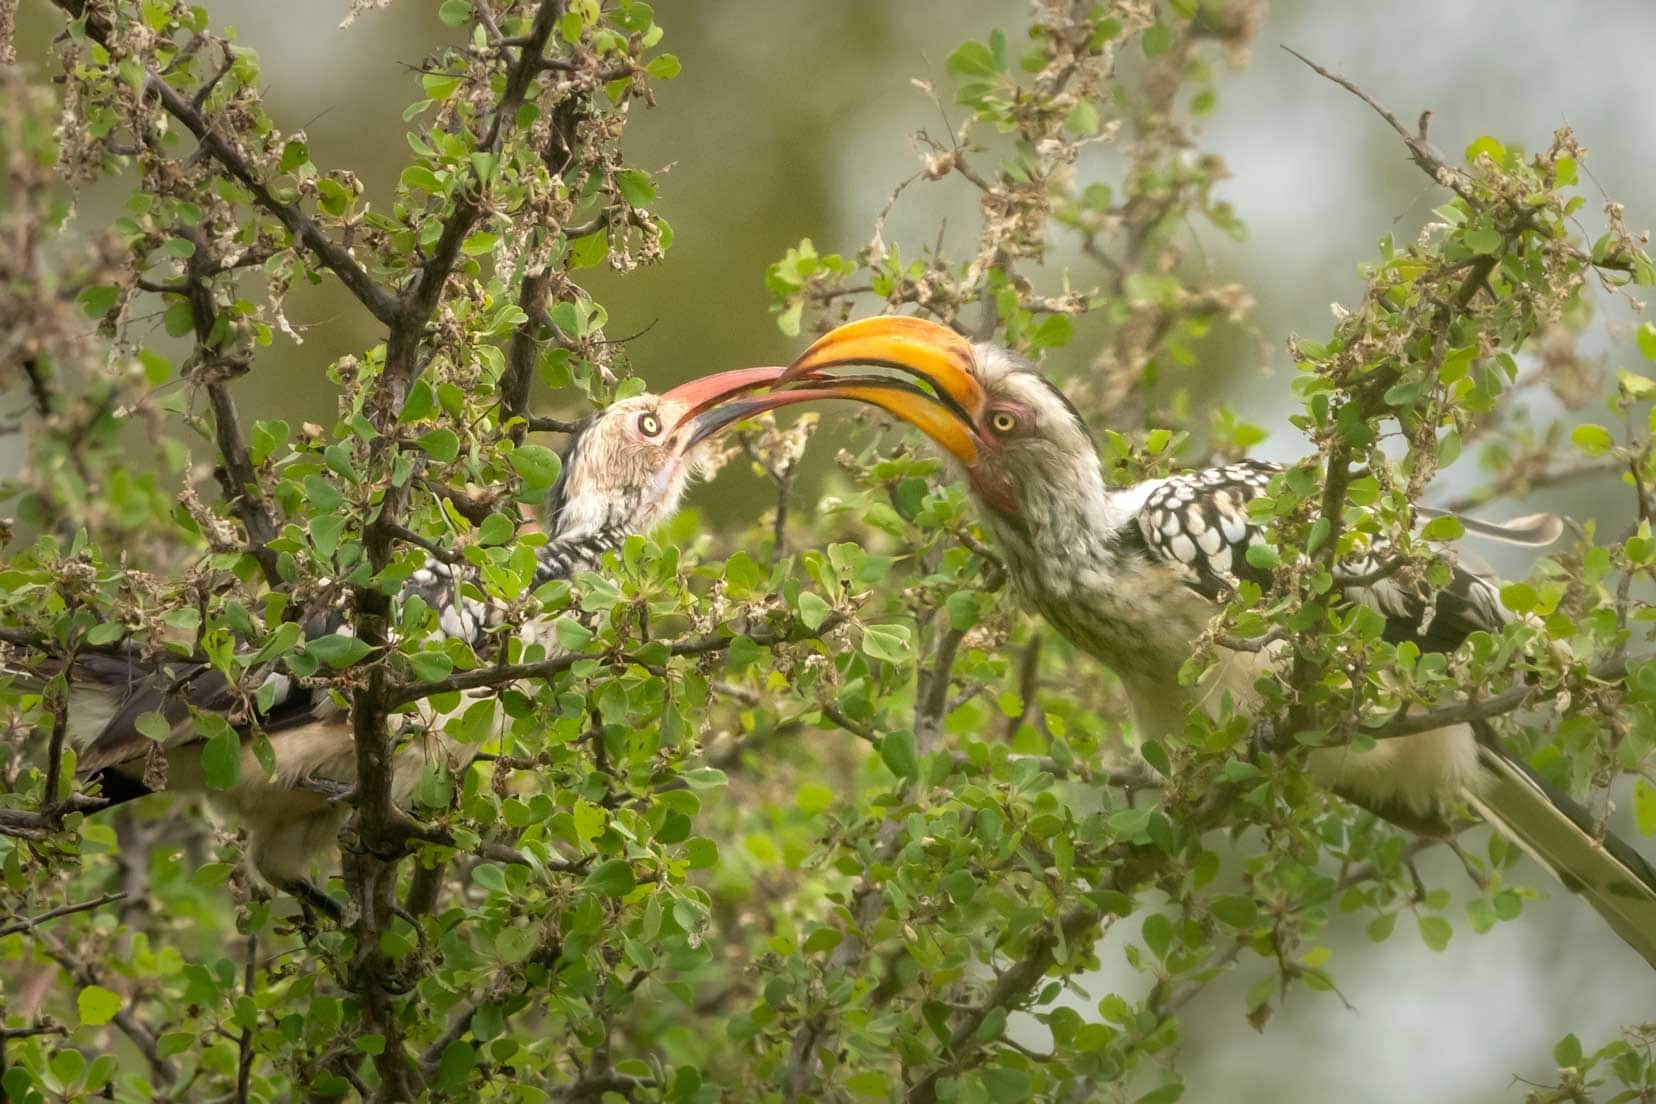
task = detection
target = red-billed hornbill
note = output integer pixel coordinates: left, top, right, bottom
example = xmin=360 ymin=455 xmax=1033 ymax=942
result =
xmin=775 ymin=314 xmax=1656 ymax=968
xmin=36 ymin=367 xmax=806 ymax=914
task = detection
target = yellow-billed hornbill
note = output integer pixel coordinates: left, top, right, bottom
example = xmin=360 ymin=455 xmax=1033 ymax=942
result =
xmin=38 ymin=367 xmax=806 ymax=914
xmin=775 ymin=314 xmax=1656 ymax=968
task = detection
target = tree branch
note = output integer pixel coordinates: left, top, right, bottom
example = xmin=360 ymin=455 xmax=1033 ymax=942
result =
xmin=47 ymin=3 xmax=401 ymax=324
xmin=907 ymin=905 xmax=1104 ymax=1104
xmin=1281 ymin=46 xmax=1472 ymax=203
xmin=1359 ymin=653 xmax=1635 ymax=742
xmin=0 ymin=892 xmax=126 ymax=938
xmin=182 ymin=226 xmax=282 ymax=585
xmin=392 ymin=611 xmax=847 ymax=705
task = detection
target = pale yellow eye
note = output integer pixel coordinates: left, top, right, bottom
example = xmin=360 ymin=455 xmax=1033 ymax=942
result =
xmin=637 ymin=411 xmax=662 ymax=438
xmin=988 ymin=411 xmax=1019 ymax=435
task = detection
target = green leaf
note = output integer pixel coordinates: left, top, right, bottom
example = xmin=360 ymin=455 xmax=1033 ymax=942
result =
xmin=845 ymin=1070 xmax=891 ymax=1099
xmin=461 ymin=231 xmax=498 ymax=256
xmin=879 ymin=730 xmax=919 ymax=780
xmin=77 ymin=985 xmax=122 ymax=1027
xmin=567 ymin=229 xmax=608 ymax=269
xmin=723 ymin=551 xmax=766 ymax=595
xmin=400 ymin=165 xmax=444 ymax=195
xmin=417 ymin=427 xmax=461 ymax=463
xmin=1416 ymin=914 xmax=1453 ymax=951
xmin=85 ymin=621 xmax=124 ymax=645
xmin=310 ymin=514 xmax=345 ymax=560
xmin=685 ymin=837 xmax=718 ymax=869
xmin=1463 ymin=225 xmax=1502 ymax=255
xmin=422 ymin=72 xmax=462 ymax=100
xmin=306 ymin=633 xmax=372 ymax=668
xmin=683 ymin=766 xmax=728 ymax=790
xmin=400 ymin=378 xmax=436 ymax=423
xmin=1570 ymin=423 xmax=1615 ymax=456
xmin=1419 ymin=515 xmax=1464 ymax=542
xmin=1554 ymin=1033 xmax=1583 ymax=1068
xmin=1210 ymin=895 xmax=1259 ymax=929
xmin=644 ymin=53 xmax=681 ymax=79
xmin=510 ymin=444 xmax=562 ymax=491
xmin=1244 ymin=543 xmax=1279 ymax=571
xmin=79 ymin=285 xmax=119 ymax=318
xmin=585 ymin=859 xmax=636 ymax=897
xmin=1141 ymin=21 xmax=1172 ymax=57
xmin=861 ymin=623 xmax=912 ymax=663
xmin=1634 ymin=779 xmax=1656 ymax=836
xmin=494 ymin=927 xmax=536 ymax=963
xmin=616 ymin=169 xmax=656 ymax=207
xmin=438 ymin=0 xmax=470 ymax=26
xmin=1136 ymin=1083 xmax=1184 ymax=1104
xmin=435 ymin=1041 xmax=476 ymax=1091
xmin=1500 ymin=582 xmax=1537 ymax=614
xmin=1639 ymin=321 xmax=1656 ymax=362
xmin=1382 ymin=378 xmax=1424 ymax=406
xmin=796 ymin=591 xmax=830 ymax=631
xmin=163 ymin=300 xmax=194 ymax=337
xmin=200 ymin=719 xmax=240 ymax=790
xmin=478 ymin=513 xmax=515 ymax=546
xmin=554 ymin=618 xmax=593 ymax=651
xmin=945 ymin=40 xmax=998 ymax=78
xmin=135 ymin=711 xmax=171 ymax=743
xmin=983 ymin=1068 xmax=1033 ymax=1103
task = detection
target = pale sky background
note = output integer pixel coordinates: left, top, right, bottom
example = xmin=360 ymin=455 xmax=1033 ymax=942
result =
xmin=12 ymin=1 xmax=1656 ymax=1099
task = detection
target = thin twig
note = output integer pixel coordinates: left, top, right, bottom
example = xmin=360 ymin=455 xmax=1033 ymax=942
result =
xmin=0 ymin=892 xmax=127 ymax=938
xmin=235 ymin=936 xmax=256 ymax=1104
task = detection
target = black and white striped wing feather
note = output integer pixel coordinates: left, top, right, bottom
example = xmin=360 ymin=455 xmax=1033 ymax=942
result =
xmin=1133 ymin=460 xmax=1511 ymax=653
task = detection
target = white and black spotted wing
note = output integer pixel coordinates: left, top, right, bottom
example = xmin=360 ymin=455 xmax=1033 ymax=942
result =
xmin=1132 ymin=459 xmax=1513 ymax=654
xmin=1135 ymin=460 xmax=1278 ymax=602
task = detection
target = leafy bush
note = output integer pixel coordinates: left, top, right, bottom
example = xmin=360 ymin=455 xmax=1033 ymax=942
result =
xmin=2 ymin=2 xmax=1654 ymax=1103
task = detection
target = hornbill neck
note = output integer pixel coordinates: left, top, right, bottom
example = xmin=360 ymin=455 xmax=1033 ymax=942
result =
xmin=977 ymin=450 xmax=1142 ymax=602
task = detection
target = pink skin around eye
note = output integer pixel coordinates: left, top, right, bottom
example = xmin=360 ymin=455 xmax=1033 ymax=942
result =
xmin=982 ymin=402 xmax=1036 ymax=435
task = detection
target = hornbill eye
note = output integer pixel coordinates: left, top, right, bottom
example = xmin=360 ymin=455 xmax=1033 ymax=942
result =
xmin=987 ymin=410 xmax=1020 ymax=436
xmin=637 ymin=411 xmax=663 ymax=438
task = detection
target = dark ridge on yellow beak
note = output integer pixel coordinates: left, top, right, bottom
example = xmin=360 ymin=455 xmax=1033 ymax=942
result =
xmin=778 ymin=315 xmax=986 ymax=429
xmin=775 ymin=315 xmax=987 ymax=466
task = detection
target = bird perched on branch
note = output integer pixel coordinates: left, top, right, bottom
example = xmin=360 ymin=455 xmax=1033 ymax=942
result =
xmin=19 ymin=366 xmax=806 ymax=915
xmin=774 ymin=313 xmax=1656 ymax=969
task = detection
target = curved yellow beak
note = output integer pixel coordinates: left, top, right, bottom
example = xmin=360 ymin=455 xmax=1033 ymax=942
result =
xmin=776 ymin=315 xmax=987 ymax=466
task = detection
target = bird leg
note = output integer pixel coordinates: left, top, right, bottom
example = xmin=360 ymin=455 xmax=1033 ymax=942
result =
xmin=277 ymin=876 xmax=343 ymax=922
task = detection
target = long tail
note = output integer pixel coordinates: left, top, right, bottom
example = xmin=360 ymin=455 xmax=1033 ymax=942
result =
xmin=1417 ymin=506 xmax=1565 ymax=547
xmin=1464 ymin=740 xmax=1656 ymax=969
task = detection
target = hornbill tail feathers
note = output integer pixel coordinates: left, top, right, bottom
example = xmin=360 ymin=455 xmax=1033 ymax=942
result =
xmin=1465 ymin=739 xmax=1656 ymax=969
xmin=1418 ymin=506 xmax=1566 ymax=547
